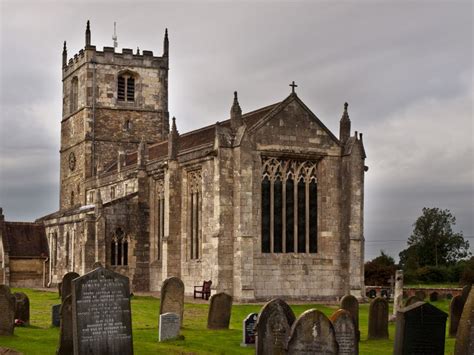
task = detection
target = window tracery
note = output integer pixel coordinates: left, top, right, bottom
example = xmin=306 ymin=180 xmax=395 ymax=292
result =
xmin=111 ymin=228 xmax=128 ymax=266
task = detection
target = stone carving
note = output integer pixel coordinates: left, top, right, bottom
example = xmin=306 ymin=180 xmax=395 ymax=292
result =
xmin=159 ymin=312 xmax=180 ymax=342
xmin=0 ymin=285 xmax=15 ymax=336
xmin=330 ymin=309 xmax=357 ymax=355
xmin=241 ymin=312 xmax=258 ymax=347
xmin=287 ymin=309 xmax=338 ymax=354
xmin=394 ymin=302 xmax=447 ymax=355
xmin=340 ymin=294 xmax=359 ymax=341
xmin=13 ymin=292 xmax=30 ymax=325
xmin=159 ymin=277 xmax=184 ymax=327
xmin=61 ymin=272 xmax=80 ymax=303
xmin=71 ymin=267 xmax=133 ymax=355
xmin=454 ymin=288 xmax=474 ymax=355
xmin=207 ymin=292 xmax=232 ymax=329
xmin=368 ymin=297 xmax=388 ymax=339
xmin=449 ymin=295 xmax=463 ymax=337
xmin=57 ymin=295 xmax=73 ymax=355
xmin=255 ymin=298 xmax=296 ymax=355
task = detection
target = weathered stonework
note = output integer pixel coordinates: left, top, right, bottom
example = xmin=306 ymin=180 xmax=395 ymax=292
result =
xmin=36 ymin=23 xmax=366 ymax=300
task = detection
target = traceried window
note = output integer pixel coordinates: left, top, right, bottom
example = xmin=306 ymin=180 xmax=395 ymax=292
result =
xmin=118 ymin=74 xmax=135 ymax=102
xmin=261 ymin=157 xmax=318 ymax=254
xmin=111 ymin=228 xmax=128 ymax=266
xmin=70 ymin=76 xmax=78 ymax=113
xmin=188 ymin=170 xmax=202 ymax=260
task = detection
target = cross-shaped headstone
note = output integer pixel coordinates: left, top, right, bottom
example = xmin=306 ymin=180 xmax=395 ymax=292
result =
xmin=289 ymin=81 xmax=298 ymax=93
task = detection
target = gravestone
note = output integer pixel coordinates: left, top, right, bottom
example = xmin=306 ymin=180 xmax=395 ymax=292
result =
xmin=58 ymin=282 xmax=62 ymax=298
xmin=430 ymin=291 xmax=439 ymax=302
xmin=454 ymin=288 xmax=474 ymax=355
xmin=394 ymin=302 xmax=447 ymax=355
xmin=71 ymin=267 xmax=133 ymax=355
xmin=13 ymin=292 xmax=30 ymax=325
xmin=61 ymin=272 xmax=80 ymax=303
xmin=287 ymin=309 xmax=338 ymax=354
xmin=0 ymin=285 xmax=15 ymax=336
xmin=52 ymin=304 xmax=61 ymax=327
xmin=255 ymin=298 xmax=296 ymax=355
xmin=159 ymin=277 xmax=184 ymax=327
xmin=207 ymin=292 xmax=233 ymax=329
xmin=92 ymin=261 xmax=103 ymax=269
xmin=241 ymin=312 xmax=258 ymax=347
xmin=330 ymin=309 xmax=357 ymax=355
xmin=449 ymin=295 xmax=463 ymax=337
xmin=405 ymin=295 xmax=421 ymax=307
xmin=159 ymin=312 xmax=180 ymax=342
xmin=368 ymin=297 xmax=388 ymax=339
xmin=415 ymin=290 xmax=426 ymax=301
xmin=392 ymin=271 xmax=404 ymax=320
xmin=447 ymin=293 xmax=453 ymax=300
xmin=57 ymin=295 xmax=73 ymax=355
xmin=461 ymin=284 xmax=472 ymax=303
xmin=340 ymin=294 xmax=360 ymax=342
xmin=368 ymin=289 xmax=376 ymax=298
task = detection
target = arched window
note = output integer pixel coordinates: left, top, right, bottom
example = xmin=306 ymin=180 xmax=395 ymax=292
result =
xmin=111 ymin=228 xmax=128 ymax=266
xmin=70 ymin=77 xmax=78 ymax=112
xmin=117 ymin=73 xmax=135 ymax=102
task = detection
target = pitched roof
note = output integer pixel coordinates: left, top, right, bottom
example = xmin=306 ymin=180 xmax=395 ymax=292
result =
xmin=2 ymin=222 xmax=48 ymax=257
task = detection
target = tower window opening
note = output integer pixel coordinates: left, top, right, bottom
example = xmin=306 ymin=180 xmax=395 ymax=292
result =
xmin=118 ymin=74 xmax=135 ymax=102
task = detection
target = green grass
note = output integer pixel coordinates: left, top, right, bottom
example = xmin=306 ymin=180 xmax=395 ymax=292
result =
xmin=0 ymin=288 xmax=456 ymax=354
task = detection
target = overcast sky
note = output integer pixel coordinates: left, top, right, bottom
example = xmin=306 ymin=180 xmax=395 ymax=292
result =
xmin=0 ymin=0 xmax=472 ymax=261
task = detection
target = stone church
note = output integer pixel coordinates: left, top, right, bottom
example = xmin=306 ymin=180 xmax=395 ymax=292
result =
xmin=2 ymin=22 xmax=367 ymax=301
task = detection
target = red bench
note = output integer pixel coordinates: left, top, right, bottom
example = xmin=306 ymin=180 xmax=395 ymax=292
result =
xmin=194 ymin=280 xmax=212 ymax=300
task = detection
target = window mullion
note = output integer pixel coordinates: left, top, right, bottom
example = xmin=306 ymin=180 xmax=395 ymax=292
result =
xmin=305 ymin=179 xmax=310 ymax=254
xmin=282 ymin=177 xmax=286 ymax=253
xmin=270 ymin=178 xmax=274 ymax=254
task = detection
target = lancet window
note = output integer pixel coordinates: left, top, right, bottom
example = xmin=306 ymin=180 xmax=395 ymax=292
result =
xmin=111 ymin=228 xmax=128 ymax=266
xmin=261 ymin=157 xmax=318 ymax=254
xmin=188 ymin=170 xmax=202 ymax=260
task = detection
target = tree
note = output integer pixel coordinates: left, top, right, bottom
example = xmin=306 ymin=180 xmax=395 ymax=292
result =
xmin=364 ymin=250 xmax=397 ymax=286
xmin=399 ymin=207 xmax=471 ymax=268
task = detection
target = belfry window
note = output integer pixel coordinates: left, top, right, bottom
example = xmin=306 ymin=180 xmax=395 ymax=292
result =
xmin=261 ymin=158 xmax=318 ymax=254
xmin=118 ymin=74 xmax=135 ymax=102
xmin=188 ymin=170 xmax=202 ymax=260
xmin=70 ymin=76 xmax=78 ymax=113
xmin=111 ymin=228 xmax=128 ymax=266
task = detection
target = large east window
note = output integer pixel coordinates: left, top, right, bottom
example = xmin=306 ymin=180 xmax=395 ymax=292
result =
xmin=261 ymin=157 xmax=318 ymax=253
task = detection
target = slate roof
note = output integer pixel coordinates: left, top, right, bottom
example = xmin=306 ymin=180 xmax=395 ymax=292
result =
xmin=2 ymin=222 xmax=48 ymax=257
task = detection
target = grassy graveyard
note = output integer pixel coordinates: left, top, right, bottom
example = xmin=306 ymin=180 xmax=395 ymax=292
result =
xmin=0 ymin=288 xmax=456 ymax=354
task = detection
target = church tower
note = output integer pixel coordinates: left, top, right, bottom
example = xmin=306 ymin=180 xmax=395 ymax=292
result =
xmin=59 ymin=21 xmax=169 ymax=210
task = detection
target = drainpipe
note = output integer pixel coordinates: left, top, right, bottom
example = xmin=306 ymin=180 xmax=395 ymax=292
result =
xmin=43 ymin=257 xmax=49 ymax=288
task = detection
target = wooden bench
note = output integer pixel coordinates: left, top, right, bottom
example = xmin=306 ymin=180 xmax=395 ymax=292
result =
xmin=194 ymin=280 xmax=212 ymax=300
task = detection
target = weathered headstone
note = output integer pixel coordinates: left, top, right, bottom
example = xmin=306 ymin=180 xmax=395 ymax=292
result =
xmin=368 ymin=297 xmax=388 ymax=339
xmin=449 ymin=295 xmax=464 ymax=337
xmin=159 ymin=312 xmax=180 ymax=342
xmin=415 ymin=290 xmax=426 ymax=301
xmin=241 ymin=312 xmax=258 ymax=347
xmin=61 ymin=272 xmax=80 ymax=303
xmin=341 ymin=294 xmax=360 ymax=342
xmin=52 ymin=304 xmax=61 ymax=327
xmin=287 ymin=309 xmax=338 ymax=354
xmin=159 ymin=276 xmax=184 ymax=327
xmin=461 ymin=284 xmax=472 ymax=303
xmin=394 ymin=302 xmax=447 ymax=355
xmin=0 ymin=285 xmax=15 ymax=336
xmin=57 ymin=295 xmax=73 ymax=355
xmin=207 ymin=292 xmax=232 ymax=329
xmin=13 ymin=292 xmax=30 ymax=325
xmin=330 ymin=309 xmax=357 ymax=355
xmin=392 ymin=270 xmax=404 ymax=320
xmin=405 ymin=295 xmax=421 ymax=307
xmin=71 ymin=267 xmax=133 ymax=355
xmin=368 ymin=289 xmax=376 ymax=298
xmin=430 ymin=291 xmax=439 ymax=302
xmin=454 ymin=288 xmax=474 ymax=355
xmin=255 ymin=298 xmax=296 ymax=355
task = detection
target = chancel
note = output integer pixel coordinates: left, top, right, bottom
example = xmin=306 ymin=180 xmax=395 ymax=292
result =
xmin=1 ymin=21 xmax=367 ymax=301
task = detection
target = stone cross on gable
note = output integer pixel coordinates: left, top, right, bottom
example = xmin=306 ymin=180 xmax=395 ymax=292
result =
xmin=290 ymin=81 xmax=298 ymax=93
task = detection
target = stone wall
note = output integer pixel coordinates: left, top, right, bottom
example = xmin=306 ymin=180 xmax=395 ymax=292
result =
xmin=9 ymin=258 xmax=46 ymax=288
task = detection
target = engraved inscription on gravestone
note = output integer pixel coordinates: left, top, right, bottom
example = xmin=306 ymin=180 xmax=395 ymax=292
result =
xmin=394 ymin=302 xmax=447 ymax=355
xmin=159 ymin=312 xmax=180 ymax=342
xmin=330 ymin=309 xmax=357 ymax=355
xmin=241 ymin=312 xmax=258 ymax=347
xmin=71 ymin=267 xmax=133 ymax=355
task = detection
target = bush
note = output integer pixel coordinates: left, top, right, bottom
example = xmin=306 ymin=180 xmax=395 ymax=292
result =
xmin=364 ymin=251 xmax=397 ymax=285
xmin=460 ymin=257 xmax=474 ymax=285
xmin=415 ymin=266 xmax=449 ymax=283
